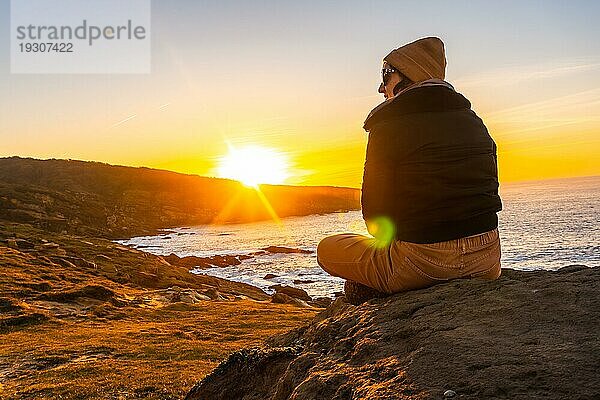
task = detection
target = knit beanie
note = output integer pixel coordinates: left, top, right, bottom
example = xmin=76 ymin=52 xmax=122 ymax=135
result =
xmin=384 ymin=37 xmax=446 ymax=82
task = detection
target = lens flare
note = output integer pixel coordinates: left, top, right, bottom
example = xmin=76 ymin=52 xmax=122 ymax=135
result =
xmin=367 ymin=216 xmax=396 ymax=247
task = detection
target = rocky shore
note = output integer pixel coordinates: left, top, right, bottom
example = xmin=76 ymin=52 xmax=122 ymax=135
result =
xmin=0 ymin=158 xmax=354 ymax=399
xmin=163 ymin=245 xmax=313 ymax=270
xmin=0 ymin=222 xmax=321 ymax=399
xmin=1 ymin=157 xmax=598 ymax=399
xmin=185 ymin=265 xmax=600 ymax=400
xmin=3 ymin=221 xmax=599 ymax=399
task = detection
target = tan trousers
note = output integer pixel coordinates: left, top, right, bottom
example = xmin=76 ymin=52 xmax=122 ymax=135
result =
xmin=317 ymin=228 xmax=501 ymax=294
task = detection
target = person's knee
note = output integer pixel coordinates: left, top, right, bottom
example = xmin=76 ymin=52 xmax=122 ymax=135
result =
xmin=317 ymin=233 xmax=348 ymax=277
xmin=317 ymin=235 xmax=346 ymax=275
xmin=317 ymin=235 xmax=338 ymax=260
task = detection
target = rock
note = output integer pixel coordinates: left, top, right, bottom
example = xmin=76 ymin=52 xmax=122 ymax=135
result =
xmin=49 ymin=257 xmax=77 ymax=270
xmin=249 ymin=250 xmax=268 ymax=256
xmin=344 ymin=279 xmax=387 ymax=305
xmin=203 ymin=288 xmax=227 ymax=301
xmin=134 ymin=271 xmax=159 ymax=287
xmin=293 ymin=279 xmax=315 ymax=284
xmin=95 ymin=254 xmax=112 ymax=261
xmin=444 ymin=389 xmax=457 ymax=398
xmin=0 ymin=313 xmax=49 ymax=333
xmin=185 ymin=347 xmax=302 ymax=400
xmin=185 ymin=266 xmax=600 ymax=400
xmin=163 ymin=253 xmax=212 ymax=269
xmin=269 ymin=284 xmax=311 ymax=302
xmin=209 ymin=255 xmax=242 ymax=267
xmin=0 ymin=297 xmax=21 ymax=313
xmin=178 ymin=290 xmax=211 ymax=304
xmin=261 ymin=246 xmax=312 ymax=254
xmin=24 ymin=282 xmax=53 ymax=292
xmin=270 ymin=293 xmax=309 ymax=308
xmin=38 ymin=285 xmax=115 ymax=303
xmin=50 ymin=256 xmax=96 ymax=270
xmin=308 ymin=296 xmax=332 ymax=308
xmin=5 ymin=238 xmax=35 ymax=250
xmin=263 ymin=274 xmax=278 ymax=280
xmin=164 ymin=253 xmax=246 ymax=269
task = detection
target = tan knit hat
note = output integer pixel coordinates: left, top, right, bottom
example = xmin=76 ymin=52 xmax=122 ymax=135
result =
xmin=384 ymin=37 xmax=446 ymax=82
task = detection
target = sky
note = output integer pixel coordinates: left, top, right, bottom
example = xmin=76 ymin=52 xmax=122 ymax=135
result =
xmin=1 ymin=0 xmax=599 ymax=188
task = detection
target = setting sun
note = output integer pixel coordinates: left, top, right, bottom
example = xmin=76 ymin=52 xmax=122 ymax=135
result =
xmin=216 ymin=145 xmax=290 ymax=187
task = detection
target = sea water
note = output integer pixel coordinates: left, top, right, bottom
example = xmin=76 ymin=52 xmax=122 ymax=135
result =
xmin=118 ymin=176 xmax=599 ymax=298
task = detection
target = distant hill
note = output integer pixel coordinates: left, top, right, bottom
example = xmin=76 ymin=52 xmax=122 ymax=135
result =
xmin=0 ymin=157 xmax=361 ymax=239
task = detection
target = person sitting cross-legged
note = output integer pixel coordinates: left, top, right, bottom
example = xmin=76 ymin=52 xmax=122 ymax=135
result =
xmin=317 ymin=37 xmax=503 ymax=305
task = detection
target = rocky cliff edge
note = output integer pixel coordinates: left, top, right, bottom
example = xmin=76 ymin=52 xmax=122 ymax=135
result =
xmin=186 ymin=266 xmax=600 ymax=400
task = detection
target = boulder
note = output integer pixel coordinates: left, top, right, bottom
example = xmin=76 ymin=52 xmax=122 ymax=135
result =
xmin=270 ymin=293 xmax=309 ymax=308
xmin=308 ymin=296 xmax=332 ymax=308
xmin=4 ymin=238 xmax=35 ymax=250
xmin=178 ymin=290 xmax=211 ymax=304
xmin=269 ymin=284 xmax=311 ymax=302
xmin=186 ymin=266 xmax=600 ymax=400
xmin=38 ymin=285 xmax=115 ymax=303
xmin=209 ymin=254 xmax=242 ymax=267
xmin=163 ymin=253 xmax=212 ymax=269
xmin=261 ymin=246 xmax=312 ymax=254
xmin=203 ymin=288 xmax=227 ymax=301
xmin=293 ymin=279 xmax=315 ymax=284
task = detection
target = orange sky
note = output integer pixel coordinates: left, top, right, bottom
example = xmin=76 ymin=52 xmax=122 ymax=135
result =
xmin=1 ymin=1 xmax=599 ymax=188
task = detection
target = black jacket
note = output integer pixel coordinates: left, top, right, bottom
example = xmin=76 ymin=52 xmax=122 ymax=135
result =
xmin=361 ymin=84 xmax=502 ymax=243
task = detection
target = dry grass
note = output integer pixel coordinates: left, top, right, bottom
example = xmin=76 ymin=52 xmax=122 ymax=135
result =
xmin=0 ymin=223 xmax=320 ymax=399
xmin=1 ymin=300 xmax=317 ymax=399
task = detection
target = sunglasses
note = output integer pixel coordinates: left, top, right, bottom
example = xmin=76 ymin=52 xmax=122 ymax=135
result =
xmin=381 ymin=67 xmax=397 ymax=85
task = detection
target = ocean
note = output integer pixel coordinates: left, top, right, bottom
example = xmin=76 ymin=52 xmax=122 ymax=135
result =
xmin=118 ymin=176 xmax=599 ymax=298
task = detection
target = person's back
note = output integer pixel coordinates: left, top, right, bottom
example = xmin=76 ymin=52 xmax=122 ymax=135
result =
xmin=362 ymin=80 xmax=502 ymax=244
xmin=317 ymin=37 xmax=502 ymax=304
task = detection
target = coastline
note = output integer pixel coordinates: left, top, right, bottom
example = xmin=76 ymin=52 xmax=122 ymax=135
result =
xmin=0 ymin=222 xmax=321 ymax=399
xmin=3 ymin=221 xmax=598 ymax=399
xmin=1 ymin=158 xmax=598 ymax=399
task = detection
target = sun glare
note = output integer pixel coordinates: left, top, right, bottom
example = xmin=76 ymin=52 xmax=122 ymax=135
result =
xmin=217 ymin=145 xmax=290 ymax=187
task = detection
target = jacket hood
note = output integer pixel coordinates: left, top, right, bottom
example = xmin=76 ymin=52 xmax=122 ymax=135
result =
xmin=363 ymin=84 xmax=472 ymax=132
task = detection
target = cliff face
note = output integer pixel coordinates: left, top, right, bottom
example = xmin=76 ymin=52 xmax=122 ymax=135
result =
xmin=0 ymin=157 xmax=360 ymax=239
xmin=186 ymin=266 xmax=600 ymax=400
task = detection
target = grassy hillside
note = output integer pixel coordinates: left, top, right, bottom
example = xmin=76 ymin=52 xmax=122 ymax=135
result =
xmin=0 ymin=157 xmax=360 ymax=239
xmin=0 ymin=222 xmax=319 ymax=399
